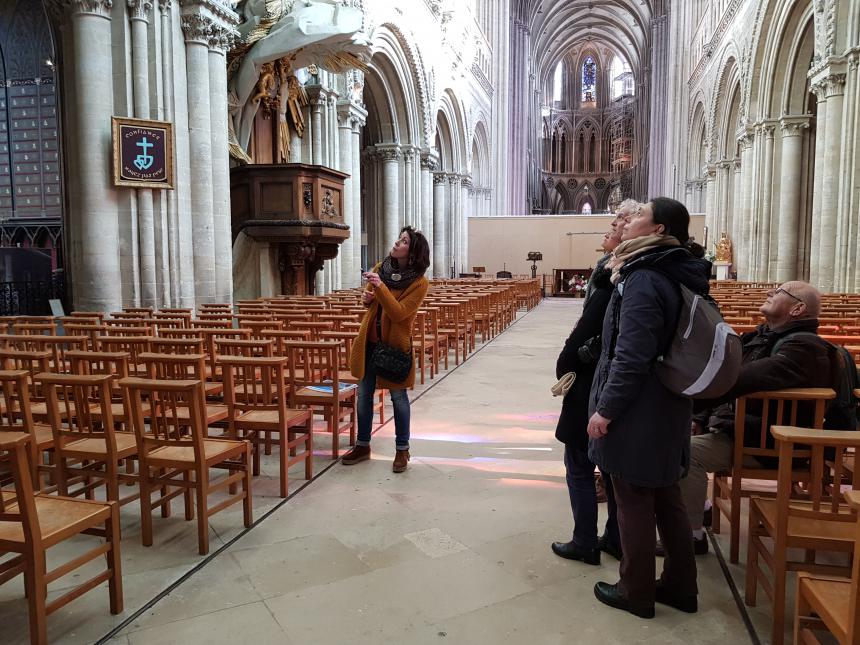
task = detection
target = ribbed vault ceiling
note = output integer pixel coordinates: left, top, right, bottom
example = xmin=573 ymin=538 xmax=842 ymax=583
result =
xmin=528 ymin=0 xmax=659 ymax=86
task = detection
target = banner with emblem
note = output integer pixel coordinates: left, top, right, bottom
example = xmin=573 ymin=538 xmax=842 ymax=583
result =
xmin=111 ymin=116 xmax=174 ymax=189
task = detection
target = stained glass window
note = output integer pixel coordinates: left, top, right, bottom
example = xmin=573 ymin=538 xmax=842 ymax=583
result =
xmin=581 ymin=56 xmax=597 ymax=104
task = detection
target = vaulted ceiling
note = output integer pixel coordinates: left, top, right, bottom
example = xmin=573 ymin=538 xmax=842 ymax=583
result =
xmin=527 ymin=0 xmax=662 ymax=88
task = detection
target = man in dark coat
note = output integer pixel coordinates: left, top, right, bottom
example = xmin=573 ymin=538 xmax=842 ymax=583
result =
xmin=551 ymin=203 xmax=634 ymax=565
xmin=676 ymin=282 xmax=831 ymax=554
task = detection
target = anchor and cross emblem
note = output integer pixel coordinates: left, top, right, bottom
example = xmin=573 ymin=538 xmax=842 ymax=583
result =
xmin=113 ymin=117 xmax=174 ymax=189
xmin=133 ymin=136 xmax=154 ymax=171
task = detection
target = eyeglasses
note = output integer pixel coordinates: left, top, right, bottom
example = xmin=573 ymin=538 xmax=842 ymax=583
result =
xmin=772 ymin=288 xmax=805 ymax=307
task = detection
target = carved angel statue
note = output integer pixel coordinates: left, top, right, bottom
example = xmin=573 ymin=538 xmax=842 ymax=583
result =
xmin=715 ymin=231 xmax=733 ymax=263
xmin=228 ymin=0 xmax=371 ymax=155
xmin=276 ymin=61 xmax=308 ymax=162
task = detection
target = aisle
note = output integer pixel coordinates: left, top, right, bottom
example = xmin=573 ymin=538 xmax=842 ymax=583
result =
xmin=112 ymin=299 xmax=751 ymax=645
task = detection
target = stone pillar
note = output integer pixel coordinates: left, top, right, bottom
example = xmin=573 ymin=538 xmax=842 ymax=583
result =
xmin=647 ymin=14 xmax=669 ymax=196
xmin=758 ymin=125 xmax=776 ymax=280
xmin=433 ymin=173 xmax=447 ymax=277
xmin=718 ymin=160 xmax=732 ymax=238
xmin=351 ymin=115 xmax=364 ymax=275
xmin=776 ymin=117 xmax=809 ymax=282
xmin=181 ymin=8 xmax=216 ymax=302
xmin=738 ymin=131 xmax=755 ymax=280
xmin=127 ymin=0 xmax=157 ymax=307
xmin=68 ymin=0 xmax=122 ymax=313
xmin=420 ymin=150 xmax=437 ymax=273
xmin=208 ymin=21 xmax=237 ymax=304
xmin=448 ymin=174 xmax=461 ymax=275
xmin=310 ymin=96 xmax=324 ymax=166
xmin=377 ymin=145 xmax=401 ymax=248
xmin=812 ymin=72 xmax=846 ymax=292
xmin=462 ymin=176 xmax=473 ymax=273
xmin=337 ymin=105 xmax=355 ymax=289
xmin=731 ymin=158 xmax=742 ymax=258
xmin=704 ymin=164 xmax=717 ymax=236
xmin=403 ymin=147 xmax=415 ymax=228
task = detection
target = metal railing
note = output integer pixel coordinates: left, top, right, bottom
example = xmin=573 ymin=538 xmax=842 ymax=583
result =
xmin=0 ymin=275 xmax=66 ymax=316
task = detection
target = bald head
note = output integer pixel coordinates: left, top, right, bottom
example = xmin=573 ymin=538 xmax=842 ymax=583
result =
xmin=759 ymin=281 xmax=821 ymax=329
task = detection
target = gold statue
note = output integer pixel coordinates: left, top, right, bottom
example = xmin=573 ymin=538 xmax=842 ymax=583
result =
xmin=715 ymin=231 xmax=733 ymax=263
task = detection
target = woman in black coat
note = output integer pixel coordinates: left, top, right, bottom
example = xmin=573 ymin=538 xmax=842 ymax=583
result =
xmin=587 ymin=197 xmax=710 ymax=619
xmin=551 ymin=211 xmax=630 ymax=565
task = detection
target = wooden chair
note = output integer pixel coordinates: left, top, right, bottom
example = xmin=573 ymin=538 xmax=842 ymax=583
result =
xmin=285 ymin=341 xmax=357 ymax=459
xmin=38 ymin=372 xmax=139 ymax=508
xmin=794 ymin=489 xmax=860 ymax=645
xmin=412 ymin=310 xmax=435 ymax=385
xmin=712 ymin=388 xmax=835 ymax=563
xmin=0 ymin=430 xmax=123 ymax=645
xmin=221 ymin=356 xmax=313 ymax=497
xmin=140 ymin=352 xmax=228 ymax=425
xmin=120 ymin=377 xmax=252 ymax=554
xmin=0 ymin=370 xmax=48 ymax=487
xmin=320 ymin=331 xmax=386 ymax=426
xmin=96 ymin=336 xmax=151 ymax=377
xmin=747 ymin=426 xmax=860 ymax=645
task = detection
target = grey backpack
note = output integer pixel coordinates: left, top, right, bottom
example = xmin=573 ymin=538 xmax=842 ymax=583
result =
xmin=655 ymin=281 xmax=742 ymax=399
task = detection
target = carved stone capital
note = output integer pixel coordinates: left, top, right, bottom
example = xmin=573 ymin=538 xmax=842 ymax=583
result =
xmin=447 ymin=174 xmax=461 ymax=186
xmin=461 ymin=175 xmax=473 ymax=189
xmin=420 ymin=149 xmax=439 ymax=171
xmin=68 ymin=0 xmax=113 ymax=17
xmin=208 ymin=24 xmax=237 ymax=53
xmin=402 ymin=147 xmax=417 ymax=163
xmin=181 ymin=12 xmax=214 ymax=44
xmin=180 ymin=0 xmax=240 ymax=45
xmin=158 ymin=0 xmax=172 ymax=10
xmin=376 ymin=145 xmax=401 ymax=162
xmin=433 ymin=172 xmax=447 ymax=186
xmin=127 ymin=0 xmax=152 ymax=21
xmin=780 ymin=116 xmax=811 ymax=137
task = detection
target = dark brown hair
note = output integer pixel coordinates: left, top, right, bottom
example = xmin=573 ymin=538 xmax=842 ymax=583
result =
xmin=401 ymin=225 xmax=430 ymax=274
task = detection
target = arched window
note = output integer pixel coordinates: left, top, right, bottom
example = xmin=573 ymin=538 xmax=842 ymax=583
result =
xmin=610 ymin=56 xmax=634 ymax=99
xmin=581 ymin=56 xmax=597 ymax=105
xmin=553 ymin=60 xmax=563 ymax=104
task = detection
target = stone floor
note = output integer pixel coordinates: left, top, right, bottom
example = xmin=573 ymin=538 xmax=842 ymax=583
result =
xmin=3 ymin=299 xmax=762 ymax=644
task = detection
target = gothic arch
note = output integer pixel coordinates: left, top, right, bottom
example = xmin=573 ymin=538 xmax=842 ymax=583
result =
xmin=436 ymin=88 xmax=468 ymax=174
xmin=471 ymin=120 xmax=490 ymax=188
xmin=364 ymin=32 xmax=422 ymax=146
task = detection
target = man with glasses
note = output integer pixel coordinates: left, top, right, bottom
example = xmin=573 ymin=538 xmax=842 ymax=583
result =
xmin=666 ymin=281 xmax=832 ymax=556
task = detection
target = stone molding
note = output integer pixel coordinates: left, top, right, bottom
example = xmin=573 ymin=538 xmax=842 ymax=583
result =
xmin=68 ymin=0 xmax=113 ymax=17
xmin=127 ymin=0 xmax=152 ymax=21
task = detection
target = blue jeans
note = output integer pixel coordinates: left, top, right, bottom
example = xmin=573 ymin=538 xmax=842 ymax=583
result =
xmin=564 ymin=444 xmax=620 ymax=550
xmin=356 ymin=348 xmax=411 ymax=451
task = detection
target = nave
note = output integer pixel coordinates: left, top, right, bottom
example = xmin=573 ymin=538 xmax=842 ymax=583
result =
xmin=6 ymin=299 xmax=753 ymax=645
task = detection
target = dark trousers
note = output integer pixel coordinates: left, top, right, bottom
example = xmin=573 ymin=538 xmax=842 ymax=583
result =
xmin=611 ymin=475 xmax=698 ymax=606
xmin=564 ymin=445 xmax=620 ymax=550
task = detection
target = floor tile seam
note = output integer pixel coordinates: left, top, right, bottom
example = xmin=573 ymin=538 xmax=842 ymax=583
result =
xmin=119 ymin=595 xmax=265 ymax=636
xmin=94 ymin=302 xmax=545 ymax=644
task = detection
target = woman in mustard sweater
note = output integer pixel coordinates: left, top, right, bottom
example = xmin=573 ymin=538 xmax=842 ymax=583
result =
xmin=342 ymin=226 xmax=430 ymax=472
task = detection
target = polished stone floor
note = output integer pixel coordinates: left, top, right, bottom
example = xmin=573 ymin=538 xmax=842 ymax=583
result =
xmin=3 ymin=299 xmax=759 ymax=644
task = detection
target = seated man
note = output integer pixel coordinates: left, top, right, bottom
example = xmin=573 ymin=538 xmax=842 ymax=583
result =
xmin=674 ymin=281 xmax=832 ymax=555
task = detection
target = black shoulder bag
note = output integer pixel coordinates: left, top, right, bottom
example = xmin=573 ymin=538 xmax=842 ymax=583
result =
xmin=371 ymin=307 xmax=413 ymax=383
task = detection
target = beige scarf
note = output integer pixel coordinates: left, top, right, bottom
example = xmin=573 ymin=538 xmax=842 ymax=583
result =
xmin=608 ymin=234 xmax=681 ymax=284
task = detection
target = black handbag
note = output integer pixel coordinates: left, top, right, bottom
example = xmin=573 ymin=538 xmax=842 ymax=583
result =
xmin=371 ymin=310 xmax=412 ymax=383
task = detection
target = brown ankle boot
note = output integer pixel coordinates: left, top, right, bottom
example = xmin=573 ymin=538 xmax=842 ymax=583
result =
xmin=342 ymin=445 xmax=370 ymax=465
xmin=392 ymin=450 xmax=410 ymax=473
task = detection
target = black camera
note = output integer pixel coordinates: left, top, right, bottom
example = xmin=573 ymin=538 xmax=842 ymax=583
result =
xmin=577 ymin=335 xmax=602 ymax=364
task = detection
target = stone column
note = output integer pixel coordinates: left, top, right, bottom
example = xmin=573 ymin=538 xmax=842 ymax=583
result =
xmin=127 ymin=0 xmax=157 ymax=307
xmin=337 ymin=104 xmax=355 ymax=289
xmin=731 ymin=158 xmax=742 ymax=257
xmin=462 ymin=176 xmax=473 ymax=273
xmin=647 ymin=14 xmax=669 ymax=196
xmin=776 ymin=117 xmax=809 ymax=282
xmin=181 ymin=8 xmax=216 ymax=302
xmin=757 ymin=125 xmax=776 ymax=280
xmin=704 ymin=164 xmax=717 ymax=236
xmin=718 ymin=160 xmax=732 ymax=238
xmin=68 ymin=0 xmax=122 ymax=313
xmin=208 ymin=20 xmax=237 ymax=304
xmin=310 ymin=96 xmax=324 ymax=166
xmin=738 ymin=131 xmax=755 ymax=280
xmin=420 ymin=150 xmax=437 ymax=273
xmin=351 ymin=112 xmax=365 ymax=276
xmin=377 ymin=145 xmax=401 ymax=248
xmin=433 ymin=173 xmax=447 ymax=277
xmin=448 ymin=174 xmax=461 ymax=275
xmin=403 ymin=147 xmax=415 ymax=228
xmin=813 ymin=72 xmax=846 ymax=292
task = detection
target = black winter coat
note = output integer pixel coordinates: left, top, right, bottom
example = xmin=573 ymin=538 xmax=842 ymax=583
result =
xmin=555 ymin=256 xmax=613 ymax=449
xmin=588 ymin=246 xmax=712 ymax=488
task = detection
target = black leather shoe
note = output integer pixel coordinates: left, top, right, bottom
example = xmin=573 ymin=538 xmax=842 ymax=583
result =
xmin=655 ymin=582 xmax=698 ymax=613
xmin=598 ymin=534 xmax=623 ymax=561
xmin=593 ymin=582 xmax=655 ymax=619
xmin=656 ymin=535 xmax=709 ymax=557
xmin=551 ymin=540 xmax=600 ymax=565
